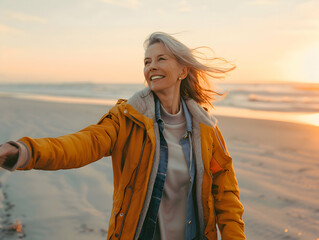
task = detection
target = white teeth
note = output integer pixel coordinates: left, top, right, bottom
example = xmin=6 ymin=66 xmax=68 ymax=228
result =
xmin=151 ymin=75 xmax=164 ymax=81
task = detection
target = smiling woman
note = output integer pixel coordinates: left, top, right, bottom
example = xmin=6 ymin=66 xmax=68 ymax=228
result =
xmin=0 ymin=32 xmax=245 ymax=240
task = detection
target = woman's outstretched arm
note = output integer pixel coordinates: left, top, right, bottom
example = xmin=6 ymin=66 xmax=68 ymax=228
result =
xmin=0 ymin=104 xmax=121 ymax=171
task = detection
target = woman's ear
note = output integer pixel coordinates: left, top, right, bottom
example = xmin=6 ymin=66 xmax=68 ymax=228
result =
xmin=180 ymin=66 xmax=190 ymax=79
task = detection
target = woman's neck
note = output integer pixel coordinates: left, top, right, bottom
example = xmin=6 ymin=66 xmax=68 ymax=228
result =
xmin=155 ymin=91 xmax=181 ymax=114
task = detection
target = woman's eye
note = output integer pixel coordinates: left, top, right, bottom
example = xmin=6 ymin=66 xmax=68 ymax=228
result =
xmin=159 ymin=57 xmax=165 ymax=61
xmin=144 ymin=61 xmax=150 ymax=66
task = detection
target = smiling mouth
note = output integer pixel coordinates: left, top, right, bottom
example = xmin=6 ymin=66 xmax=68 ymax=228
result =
xmin=150 ymin=75 xmax=165 ymax=81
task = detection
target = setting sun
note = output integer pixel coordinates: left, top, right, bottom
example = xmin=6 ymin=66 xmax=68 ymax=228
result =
xmin=281 ymin=43 xmax=319 ymax=83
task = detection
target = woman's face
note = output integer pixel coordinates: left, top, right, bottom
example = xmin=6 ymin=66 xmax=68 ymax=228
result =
xmin=144 ymin=42 xmax=187 ymax=97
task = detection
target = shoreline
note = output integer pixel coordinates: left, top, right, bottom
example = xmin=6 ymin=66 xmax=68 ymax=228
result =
xmin=1 ymin=94 xmax=318 ymax=128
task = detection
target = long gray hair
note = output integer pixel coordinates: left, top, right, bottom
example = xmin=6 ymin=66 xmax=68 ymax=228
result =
xmin=144 ymin=32 xmax=235 ymax=108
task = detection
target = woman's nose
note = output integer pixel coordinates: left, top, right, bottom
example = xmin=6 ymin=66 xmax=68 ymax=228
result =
xmin=149 ymin=61 xmax=158 ymax=71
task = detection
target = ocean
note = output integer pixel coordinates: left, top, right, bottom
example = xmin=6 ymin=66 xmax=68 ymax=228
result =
xmin=1 ymin=82 xmax=318 ymax=126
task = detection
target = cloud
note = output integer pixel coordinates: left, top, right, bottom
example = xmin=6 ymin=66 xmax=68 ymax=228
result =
xmin=0 ymin=23 xmax=22 ymax=35
xmin=99 ymin=0 xmax=141 ymax=8
xmin=6 ymin=11 xmax=47 ymax=24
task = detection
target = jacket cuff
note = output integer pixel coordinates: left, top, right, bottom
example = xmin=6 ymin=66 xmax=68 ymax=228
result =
xmin=3 ymin=141 xmax=31 ymax=171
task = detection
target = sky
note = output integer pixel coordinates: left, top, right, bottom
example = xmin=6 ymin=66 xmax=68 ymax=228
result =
xmin=0 ymin=0 xmax=319 ymax=84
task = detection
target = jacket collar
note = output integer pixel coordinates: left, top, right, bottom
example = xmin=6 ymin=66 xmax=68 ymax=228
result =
xmin=127 ymin=87 xmax=217 ymax=128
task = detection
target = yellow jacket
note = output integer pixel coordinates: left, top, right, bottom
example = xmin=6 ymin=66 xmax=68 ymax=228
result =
xmin=18 ymin=88 xmax=245 ymax=240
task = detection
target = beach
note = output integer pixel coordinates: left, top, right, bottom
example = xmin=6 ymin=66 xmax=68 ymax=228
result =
xmin=0 ymin=96 xmax=318 ymax=240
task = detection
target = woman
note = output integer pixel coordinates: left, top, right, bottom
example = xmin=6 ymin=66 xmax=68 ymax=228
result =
xmin=0 ymin=32 xmax=246 ymax=240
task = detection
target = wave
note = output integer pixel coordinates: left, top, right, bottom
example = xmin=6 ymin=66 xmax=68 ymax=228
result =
xmin=1 ymin=82 xmax=319 ymax=114
xmin=248 ymin=94 xmax=319 ymax=104
xmin=218 ymin=83 xmax=319 ymax=96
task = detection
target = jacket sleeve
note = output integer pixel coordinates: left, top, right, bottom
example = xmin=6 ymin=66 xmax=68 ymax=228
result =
xmin=17 ymin=105 xmax=121 ymax=171
xmin=212 ymin=126 xmax=246 ymax=239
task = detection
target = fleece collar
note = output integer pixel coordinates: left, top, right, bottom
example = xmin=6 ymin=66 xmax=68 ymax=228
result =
xmin=127 ymin=87 xmax=217 ymax=127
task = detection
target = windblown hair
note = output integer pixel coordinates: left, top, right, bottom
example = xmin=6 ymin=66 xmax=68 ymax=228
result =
xmin=144 ymin=32 xmax=235 ymax=108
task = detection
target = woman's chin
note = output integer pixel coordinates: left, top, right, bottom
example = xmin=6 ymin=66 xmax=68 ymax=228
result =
xmin=148 ymin=81 xmax=163 ymax=92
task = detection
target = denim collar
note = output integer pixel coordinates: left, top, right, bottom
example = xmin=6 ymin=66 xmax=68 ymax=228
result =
xmin=154 ymin=94 xmax=192 ymax=133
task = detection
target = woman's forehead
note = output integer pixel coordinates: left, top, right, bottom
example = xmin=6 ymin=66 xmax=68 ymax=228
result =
xmin=144 ymin=42 xmax=171 ymax=58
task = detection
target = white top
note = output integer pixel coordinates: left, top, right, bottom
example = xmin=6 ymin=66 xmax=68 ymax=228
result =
xmin=154 ymin=104 xmax=190 ymax=240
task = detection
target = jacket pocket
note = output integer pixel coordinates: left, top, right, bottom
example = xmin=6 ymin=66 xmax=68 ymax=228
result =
xmin=212 ymin=140 xmax=232 ymax=171
xmin=210 ymin=155 xmax=223 ymax=174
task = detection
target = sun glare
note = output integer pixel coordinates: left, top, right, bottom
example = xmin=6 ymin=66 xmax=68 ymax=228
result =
xmin=296 ymin=113 xmax=319 ymax=127
xmin=281 ymin=43 xmax=319 ymax=83
xmin=301 ymin=45 xmax=319 ymax=84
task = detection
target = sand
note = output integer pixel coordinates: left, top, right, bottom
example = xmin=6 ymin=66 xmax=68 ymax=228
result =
xmin=0 ymin=97 xmax=318 ymax=240
xmin=217 ymin=116 xmax=319 ymax=239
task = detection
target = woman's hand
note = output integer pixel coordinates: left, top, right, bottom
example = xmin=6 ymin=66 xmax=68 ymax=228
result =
xmin=0 ymin=143 xmax=19 ymax=167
